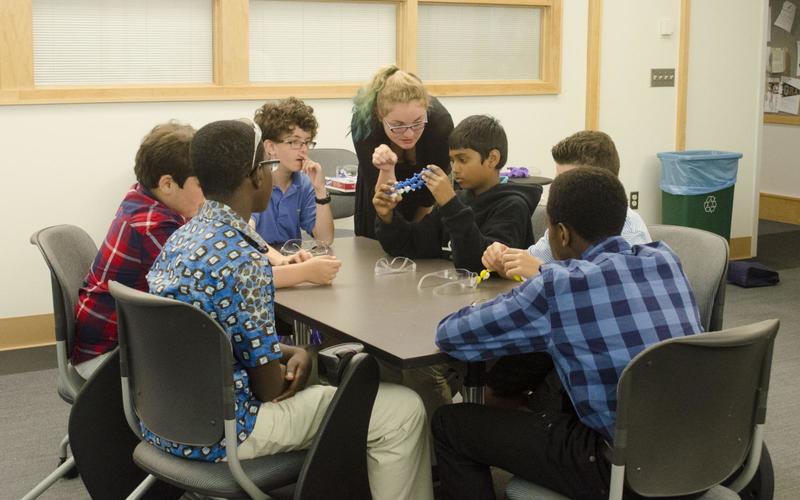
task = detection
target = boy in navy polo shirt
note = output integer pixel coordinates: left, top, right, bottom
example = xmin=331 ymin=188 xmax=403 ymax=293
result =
xmin=251 ymin=97 xmax=334 ymax=247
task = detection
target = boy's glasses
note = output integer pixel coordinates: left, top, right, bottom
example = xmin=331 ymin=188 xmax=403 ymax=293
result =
xmin=280 ymin=139 xmax=317 ymax=150
xmin=383 ymin=119 xmax=427 ymax=135
xmin=258 ymin=159 xmax=281 ymax=172
xmin=241 ymin=118 xmax=263 ymax=175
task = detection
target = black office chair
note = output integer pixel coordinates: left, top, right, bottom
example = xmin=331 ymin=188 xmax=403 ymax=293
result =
xmin=68 ymin=349 xmax=183 ymax=499
xmin=24 ymin=225 xmax=97 ymax=499
xmin=506 ymin=319 xmax=779 ymax=500
xmin=110 ymin=281 xmax=376 ymax=500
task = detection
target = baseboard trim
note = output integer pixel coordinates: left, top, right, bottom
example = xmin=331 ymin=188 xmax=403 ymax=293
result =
xmin=0 ymin=314 xmax=55 ymax=351
xmin=760 ymin=192 xmax=800 ymax=225
xmin=729 ymin=236 xmax=752 ymax=261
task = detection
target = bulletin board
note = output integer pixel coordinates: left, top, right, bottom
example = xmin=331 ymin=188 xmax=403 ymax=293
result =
xmin=766 ymin=0 xmax=800 ymax=124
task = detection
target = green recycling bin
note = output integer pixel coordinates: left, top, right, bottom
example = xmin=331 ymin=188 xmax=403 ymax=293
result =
xmin=657 ymin=150 xmax=741 ymax=240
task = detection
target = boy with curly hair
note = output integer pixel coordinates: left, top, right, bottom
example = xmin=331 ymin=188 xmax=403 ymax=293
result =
xmin=251 ymin=97 xmax=335 ymax=247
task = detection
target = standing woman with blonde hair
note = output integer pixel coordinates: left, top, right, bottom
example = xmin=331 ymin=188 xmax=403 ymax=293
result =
xmin=351 ymin=65 xmax=454 ymax=239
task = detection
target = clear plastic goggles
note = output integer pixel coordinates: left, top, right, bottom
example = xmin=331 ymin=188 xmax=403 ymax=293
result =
xmin=374 ymin=256 xmax=417 ymax=275
xmin=280 ymin=239 xmax=331 ymax=257
xmin=417 ymin=268 xmax=479 ymax=295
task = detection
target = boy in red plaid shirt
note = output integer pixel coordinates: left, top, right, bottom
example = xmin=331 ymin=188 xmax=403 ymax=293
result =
xmin=73 ymin=122 xmax=203 ymax=377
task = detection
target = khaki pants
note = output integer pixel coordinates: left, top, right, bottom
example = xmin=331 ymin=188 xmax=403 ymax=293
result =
xmin=378 ymin=361 xmax=464 ymax=420
xmin=237 ymin=383 xmax=433 ymax=500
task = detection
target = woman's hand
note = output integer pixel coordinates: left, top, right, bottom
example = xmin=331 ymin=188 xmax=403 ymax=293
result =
xmin=372 ymin=144 xmax=398 ymax=172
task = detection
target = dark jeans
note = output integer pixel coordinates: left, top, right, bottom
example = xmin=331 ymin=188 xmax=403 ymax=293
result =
xmin=432 ymin=400 xmax=611 ymax=500
xmin=440 ymin=354 xmax=701 ymax=500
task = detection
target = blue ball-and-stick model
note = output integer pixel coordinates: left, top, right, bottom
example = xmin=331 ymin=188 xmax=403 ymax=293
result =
xmin=393 ymin=168 xmax=430 ymax=195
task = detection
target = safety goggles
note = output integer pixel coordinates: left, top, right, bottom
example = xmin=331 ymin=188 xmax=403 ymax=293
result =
xmin=374 ymin=256 xmax=417 ymax=276
xmin=417 ymin=268 xmax=479 ymax=295
xmin=279 ymin=239 xmax=331 ymax=257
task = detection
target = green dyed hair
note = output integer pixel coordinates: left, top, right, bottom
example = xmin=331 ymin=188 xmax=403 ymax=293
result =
xmin=350 ymin=65 xmax=430 ymax=142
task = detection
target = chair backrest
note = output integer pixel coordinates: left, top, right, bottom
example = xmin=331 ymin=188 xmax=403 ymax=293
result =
xmin=294 ymin=352 xmax=378 ymax=500
xmin=531 ymin=204 xmax=547 ymax=240
xmin=614 ymin=319 xmax=779 ymax=497
xmin=68 ymin=349 xmax=184 ymax=499
xmin=649 ymin=224 xmax=729 ymax=331
xmin=110 ymin=281 xmax=234 ymax=446
xmin=309 ymin=148 xmax=358 ymax=219
xmin=30 ymin=225 xmax=98 ymax=349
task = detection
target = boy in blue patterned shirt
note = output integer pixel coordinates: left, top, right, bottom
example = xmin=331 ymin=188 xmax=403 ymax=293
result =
xmin=432 ymin=168 xmax=703 ymax=500
xmin=145 ymin=120 xmax=432 ymax=500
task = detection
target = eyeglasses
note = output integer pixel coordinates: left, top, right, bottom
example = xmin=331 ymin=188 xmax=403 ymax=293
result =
xmin=247 ymin=119 xmax=263 ymax=175
xmin=280 ymin=139 xmax=317 ymax=150
xmin=258 ymin=159 xmax=281 ymax=172
xmin=383 ymin=119 xmax=427 ymax=136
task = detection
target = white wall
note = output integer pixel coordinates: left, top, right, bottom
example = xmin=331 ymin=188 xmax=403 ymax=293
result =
xmin=761 ymin=124 xmax=800 ymax=198
xmin=685 ymin=0 xmax=767 ymax=254
xmin=599 ymin=0 xmax=682 ymax=227
xmin=0 ymin=0 xmax=767 ymax=322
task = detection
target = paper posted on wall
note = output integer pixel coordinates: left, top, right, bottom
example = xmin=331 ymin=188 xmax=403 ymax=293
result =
xmin=766 ymin=77 xmax=782 ymax=113
xmin=779 ymin=77 xmax=800 ymax=114
xmin=796 ymin=41 xmax=800 ymax=76
xmin=770 ymin=47 xmax=788 ymax=73
xmin=775 ymin=1 xmax=797 ymax=33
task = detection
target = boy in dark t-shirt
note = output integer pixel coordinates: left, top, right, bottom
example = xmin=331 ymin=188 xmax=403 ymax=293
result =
xmin=373 ymin=115 xmax=541 ymax=272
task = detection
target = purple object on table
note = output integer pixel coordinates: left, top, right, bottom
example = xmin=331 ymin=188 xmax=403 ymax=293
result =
xmin=507 ymin=167 xmax=529 ymax=178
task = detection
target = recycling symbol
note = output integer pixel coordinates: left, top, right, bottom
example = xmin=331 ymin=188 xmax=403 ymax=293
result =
xmin=704 ymin=195 xmax=717 ymax=214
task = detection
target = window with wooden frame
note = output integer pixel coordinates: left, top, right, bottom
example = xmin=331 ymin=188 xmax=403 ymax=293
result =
xmin=0 ymin=0 xmax=561 ymax=105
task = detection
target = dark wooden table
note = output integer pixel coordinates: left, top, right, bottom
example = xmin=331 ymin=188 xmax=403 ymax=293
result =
xmin=274 ymin=237 xmax=517 ymax=371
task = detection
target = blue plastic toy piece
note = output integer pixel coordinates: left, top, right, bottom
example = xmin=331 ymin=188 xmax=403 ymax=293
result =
xmin=394 ymin=168 xmax=430 ymax=194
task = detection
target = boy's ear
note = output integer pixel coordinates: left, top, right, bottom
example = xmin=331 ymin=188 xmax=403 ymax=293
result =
xmin=156 ymin=174 xmax=176 ymax=193
xmin=485 ymin=149 xmax=501 ymax=169
xmin=264 ymin=139 xmax=277 ymax=159
xmin=556 ymin=222 xmax=571 ymax=249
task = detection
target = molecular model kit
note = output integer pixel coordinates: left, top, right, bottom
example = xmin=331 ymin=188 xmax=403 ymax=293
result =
xmin=393 ymin=168 xmax=430 ymax=195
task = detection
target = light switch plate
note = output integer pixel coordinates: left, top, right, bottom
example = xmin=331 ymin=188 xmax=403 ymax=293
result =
xmin=651 ymin=68 xmax=675 ymax=87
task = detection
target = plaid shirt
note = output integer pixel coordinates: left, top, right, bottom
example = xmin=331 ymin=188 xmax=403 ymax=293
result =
xmin=436 ymin=237 xmax=703 ymax=440
xmin=527 ymin=208 xmax=651 ymax=264
xmin=74 ymin=184 xmax=185 ymax=364
xmin=144 ymin=200 xmax=282 ymax=462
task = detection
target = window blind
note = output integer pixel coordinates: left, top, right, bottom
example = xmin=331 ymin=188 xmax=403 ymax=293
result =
xmin=417 ymin=4 xmax=541 ymax=81
xmin=32 ymin=0 xmax=213 ymax=85
xmin=249 ymin=0 xmax=396 ymax=82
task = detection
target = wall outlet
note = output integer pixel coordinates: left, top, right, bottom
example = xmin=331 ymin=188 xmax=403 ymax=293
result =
xmin=651 ymin=68 xmax=675 ymax=87
xmin=629 ymin=191 xmax=639 ymax=210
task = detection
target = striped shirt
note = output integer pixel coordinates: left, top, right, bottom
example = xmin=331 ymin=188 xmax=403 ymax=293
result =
xmin=436 ymin=237 xmax=703 ymax=440
xmin=528 ymin=208 xmax=651 ymax=264
xmin=73 ymin=184 xmax=185 ymax=364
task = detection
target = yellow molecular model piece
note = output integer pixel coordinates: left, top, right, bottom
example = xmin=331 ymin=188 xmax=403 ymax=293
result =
xmin=475 ymin=269 xmax=523 ymax=286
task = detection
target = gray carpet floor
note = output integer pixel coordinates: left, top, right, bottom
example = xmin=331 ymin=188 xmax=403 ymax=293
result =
xmin=2 ymin=222 xmax=799 ymax=500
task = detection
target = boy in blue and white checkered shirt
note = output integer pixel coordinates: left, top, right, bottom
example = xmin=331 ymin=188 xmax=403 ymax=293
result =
xmin=482 ymin=130 xmax=650 ymax=281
